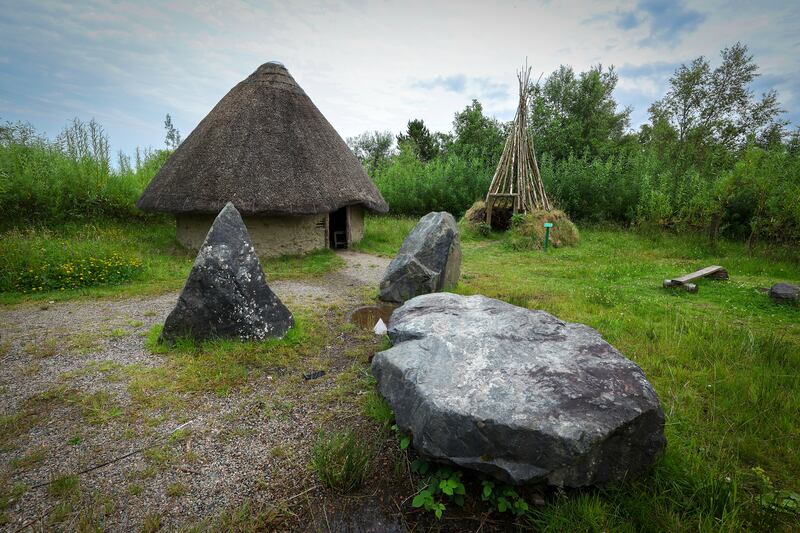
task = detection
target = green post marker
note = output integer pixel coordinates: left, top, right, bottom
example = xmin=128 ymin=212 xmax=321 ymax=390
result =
xmin=543 ymin=222 xmax=553 ymax=251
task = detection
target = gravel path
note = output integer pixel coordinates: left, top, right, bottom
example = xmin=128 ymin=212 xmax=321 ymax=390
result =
xmin=0 ymin=251 xmax=392 ymax=531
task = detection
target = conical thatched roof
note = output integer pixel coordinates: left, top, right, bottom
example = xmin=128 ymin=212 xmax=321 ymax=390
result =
xmin=137 ymin=62 xmax=388 ymax=216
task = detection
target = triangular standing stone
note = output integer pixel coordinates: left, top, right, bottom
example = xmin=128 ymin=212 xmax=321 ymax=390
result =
xmin=160 ymin=202 xmax=294 ymax=343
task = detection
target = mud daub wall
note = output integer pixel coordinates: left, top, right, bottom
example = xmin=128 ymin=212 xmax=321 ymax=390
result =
xmin=177 ymin=214 xmax=326 ymax=258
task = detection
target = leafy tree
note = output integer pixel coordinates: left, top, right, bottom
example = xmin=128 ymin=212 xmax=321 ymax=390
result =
xmin=448 ymin=100 xmax=506 ymax=171
xmin=164 ymin=114 xmax=182 ymax=150
xmin=530 ymin=65 xmax=631 ymax=161
xmin=397 ymin=119 xmax=439 ymax=162
xmin=645 ymin=42 xmax=787 ymax=171
xmin=346 ymin=130 xmax=394 ymax=174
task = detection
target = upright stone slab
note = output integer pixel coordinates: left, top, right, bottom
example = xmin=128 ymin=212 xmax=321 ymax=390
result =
xmin=378 ymin=212 xmax=460 ymax=303
xmin=160 ymin=202 xmax=293 ymax=343
xmin=372 ymin=293 xmax=666 ymax=487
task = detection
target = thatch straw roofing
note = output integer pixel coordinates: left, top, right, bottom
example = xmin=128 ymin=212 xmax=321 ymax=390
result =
xmin=137 ymin=62 xmax=388 ymax=216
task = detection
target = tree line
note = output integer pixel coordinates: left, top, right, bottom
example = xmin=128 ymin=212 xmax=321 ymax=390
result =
xmin=347 ymin=43 xmax=799 ymax=246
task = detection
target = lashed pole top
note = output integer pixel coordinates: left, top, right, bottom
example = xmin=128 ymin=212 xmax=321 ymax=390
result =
xmin=137 ymin=62 xmax=388 ymax=216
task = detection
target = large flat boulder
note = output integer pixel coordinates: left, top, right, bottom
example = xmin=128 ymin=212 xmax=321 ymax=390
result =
xmin=378 ymin=212 xmax=460 ymax=303
xmin=769 ymin=282 xmax=799 ymax=304
xmin=160 ymin=202 xmax=293 ymax=343
xmin=372 ymin=293 xmax=665 ymax=487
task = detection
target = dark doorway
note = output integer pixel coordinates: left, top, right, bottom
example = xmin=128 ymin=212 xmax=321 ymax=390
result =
xmin=329 ymin=207 xmax=348 ymax=249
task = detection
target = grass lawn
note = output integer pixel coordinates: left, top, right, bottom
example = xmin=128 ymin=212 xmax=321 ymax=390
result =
xmin=0 ymin=219 xmax=345 ymax=305
xmin=1 ymin=215 xmax=798 ymax=530
xmin=360 ymin=215 xmax=800 ymax=530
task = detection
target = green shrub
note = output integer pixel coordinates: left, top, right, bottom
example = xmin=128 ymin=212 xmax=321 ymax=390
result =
xmin=310 ymin=430 xmax=370 ymax=493
xmin=372 ymin=144 xmax=491 ymax=218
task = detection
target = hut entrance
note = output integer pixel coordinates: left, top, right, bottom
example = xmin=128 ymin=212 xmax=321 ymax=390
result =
xmin=329 ymin=207 xmax=348 ymax=249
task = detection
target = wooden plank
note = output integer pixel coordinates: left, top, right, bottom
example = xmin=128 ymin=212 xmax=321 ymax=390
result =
xmin=671 ymin=265 xmax=727 ymax=284
xmin=663 ymin=265 xmax=728 ymax=292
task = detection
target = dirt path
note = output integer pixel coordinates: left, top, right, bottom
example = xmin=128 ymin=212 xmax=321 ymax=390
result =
xmin=0 ymin=251 xmax=389 ymax=409
xmin=0 ymin=251 xmax=398 ymax=531
xmin=272 ymin=250 xmax=389 ymax=305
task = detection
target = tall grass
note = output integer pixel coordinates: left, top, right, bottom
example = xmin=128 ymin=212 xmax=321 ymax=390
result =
xmin=311 ymin=429 xmax=371 ymax=493
xmin=0 ymin=119 xmax=168 ymax=225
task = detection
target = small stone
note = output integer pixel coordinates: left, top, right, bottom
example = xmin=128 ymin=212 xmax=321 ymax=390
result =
xmin=372 ymin=293 xmax=666 ymax=487
xmin=378 ymin=212 xmax=460 ymax=303
xmin=160 ymin=202 xmax=293 ymax=343
xmin=769 ymin=282 xmax=799 ymax=303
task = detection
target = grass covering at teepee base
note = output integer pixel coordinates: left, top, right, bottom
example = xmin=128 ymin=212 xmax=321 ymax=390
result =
xmin=461 ymin=200 xmax=579 ymax=250
xmin=506 ymin=209 xmax=580 ymax=250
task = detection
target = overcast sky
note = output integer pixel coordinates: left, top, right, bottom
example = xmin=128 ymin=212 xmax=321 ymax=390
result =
xmin=1 ymin=0 xmax=798 ymax=157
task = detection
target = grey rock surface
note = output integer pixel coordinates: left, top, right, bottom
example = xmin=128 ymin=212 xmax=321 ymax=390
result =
xmin=769 ymin=282 xmax=799 ymax=303
xmin=372 ymin=293 xmax=665 ymax=487
xmin=160 ymin=202 xmax=293 ymax=343
xmin=378 ymin=212 xmax=460 ymax=303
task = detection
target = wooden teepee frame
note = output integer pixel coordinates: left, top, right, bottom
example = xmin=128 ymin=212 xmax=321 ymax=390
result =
xmin=485 ymin=64 xmax=550 ymax=226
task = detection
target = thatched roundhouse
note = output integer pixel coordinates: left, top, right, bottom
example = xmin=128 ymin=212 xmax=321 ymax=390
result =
xmin=136 ymin=62 xmax=388 ymax=257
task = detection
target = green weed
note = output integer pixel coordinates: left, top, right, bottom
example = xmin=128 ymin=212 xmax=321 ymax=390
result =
xmin=23 ymin=338 xmax=58 ymax=358
xmin=311 ymin=429 xmax=371 ymax=493
xmin=352 ymin=215 xmax=417 ymax=256
xmin=361 ymin=389 xmax=394 ymax=427
xmin=141 ymin=512 xmax=162 ymax=533
xmin=9 ymin=447 xmax=47 ymax=471
xmin=48 ymin=473 xmax=80 ymax=499
xmin=69 ymin=391 xmax=124 ymax=425
xmin=0 ymin=220 xmax=191 ymax=304
xmin=0 ymin=386 xmax=69 ymax=446
xmin=166 ymin=482 xmax=186 ymax=498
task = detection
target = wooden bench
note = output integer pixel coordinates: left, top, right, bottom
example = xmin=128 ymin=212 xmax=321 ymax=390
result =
xmin=663 ymin=265 xmax=728 ymax=293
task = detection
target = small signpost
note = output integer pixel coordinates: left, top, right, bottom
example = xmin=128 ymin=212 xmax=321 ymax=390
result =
xmin=543 ymin=222 xmax=553 ymax=251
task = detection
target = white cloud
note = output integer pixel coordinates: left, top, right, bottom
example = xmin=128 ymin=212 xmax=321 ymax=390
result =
xmin=0 ymin=0 xmax=798 ymax=156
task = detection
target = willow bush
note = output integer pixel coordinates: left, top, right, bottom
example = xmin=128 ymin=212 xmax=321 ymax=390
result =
xmin=371 ymin=145 xmax=492 ymax=218
xmin=537 ymin=146 xmax=800 ymax=244
xmin=0 ymin=119 xmax=169 ymax=226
